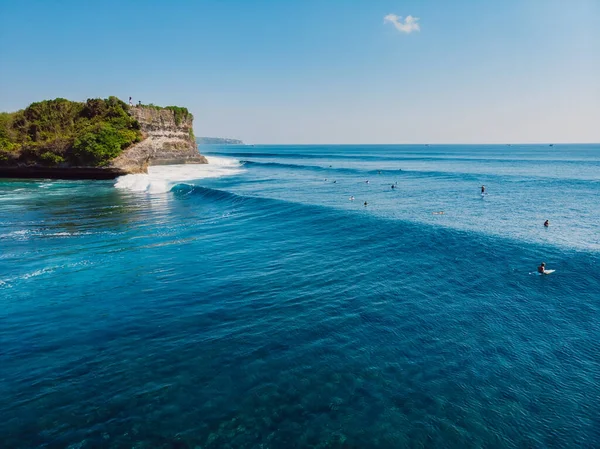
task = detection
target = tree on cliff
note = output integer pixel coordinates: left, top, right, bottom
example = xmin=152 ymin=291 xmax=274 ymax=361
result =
xmin=0 ymin=96 xmax=142 ymax=166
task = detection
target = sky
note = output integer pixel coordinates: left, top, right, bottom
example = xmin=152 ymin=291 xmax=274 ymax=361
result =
xmin=0 ymin=0 xmax=599 ymax=144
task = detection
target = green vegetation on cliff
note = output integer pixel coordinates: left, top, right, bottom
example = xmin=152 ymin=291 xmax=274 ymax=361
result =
xmin=0 ymin=96 xmax=142 ymax=167
xmin=139 ymin=103 xmax=192 ymax=126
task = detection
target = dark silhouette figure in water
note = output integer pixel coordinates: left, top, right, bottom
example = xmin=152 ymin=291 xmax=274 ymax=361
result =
xmin=544 ymin=220 xmax=549 ymax=227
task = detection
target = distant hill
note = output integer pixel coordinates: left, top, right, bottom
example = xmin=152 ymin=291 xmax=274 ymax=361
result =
xmin=197 ymin=137 xmax=244 ymax=145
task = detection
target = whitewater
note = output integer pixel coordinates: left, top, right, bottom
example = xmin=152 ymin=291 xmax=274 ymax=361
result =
xmin=1 ymin=144 xmax=599 ymax=448
xmin=114 ymin=156 xmax=245 ymax=193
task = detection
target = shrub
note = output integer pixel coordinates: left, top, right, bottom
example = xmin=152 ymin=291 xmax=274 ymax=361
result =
xmin=39 ymin=151 xmax=65 ymax=166
xmin=138 ymin=103 xmax=192 ymax=125
xmin=73 ymin=123 xmax=128 ymax=166
xmin=0 ymin=147 xmax=14 ymax=161
xmin=0 ymin=137 xmax=19 ymax=153
xmin=165 ymin=106 xmax=190 ymax=125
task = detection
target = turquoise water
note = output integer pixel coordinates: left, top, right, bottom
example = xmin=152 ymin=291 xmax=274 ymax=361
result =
xmin=1 ymin=144 xmax=599 ymax=448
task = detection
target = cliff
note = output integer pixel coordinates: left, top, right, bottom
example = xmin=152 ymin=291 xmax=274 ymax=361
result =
xmin=109 ymin=106 xmax=207 ymax=174
xmin=0 ymin=97 xmax=207 ymax=180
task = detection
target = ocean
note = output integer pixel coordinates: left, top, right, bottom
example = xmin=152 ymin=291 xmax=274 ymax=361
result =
xmin=1 ymin=144 xmax=599 ymax=448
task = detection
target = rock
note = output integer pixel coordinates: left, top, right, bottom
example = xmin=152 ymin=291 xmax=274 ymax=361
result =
xmin=109 ymin=106 xmax=207 ymax=174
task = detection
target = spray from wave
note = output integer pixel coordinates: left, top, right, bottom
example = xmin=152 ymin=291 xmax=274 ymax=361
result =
xmin=114 ymin=156 xmax=244 ymax=193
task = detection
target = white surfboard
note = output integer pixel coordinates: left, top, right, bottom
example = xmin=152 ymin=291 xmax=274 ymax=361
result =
xmin=530 ymin=269 xmax=555 ymax=275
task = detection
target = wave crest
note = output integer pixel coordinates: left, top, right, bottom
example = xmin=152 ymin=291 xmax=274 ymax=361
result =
xmin=114 ymin=156 xmax=244 ymax=193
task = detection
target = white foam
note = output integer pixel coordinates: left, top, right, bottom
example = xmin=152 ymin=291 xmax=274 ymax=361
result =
xmin=0 ymin=230 xmax=31 ymax=240
xmin=114 ymin=156 xmax=244 ymax=193
xmin=21 ymin=267 xmax=55 ymax=279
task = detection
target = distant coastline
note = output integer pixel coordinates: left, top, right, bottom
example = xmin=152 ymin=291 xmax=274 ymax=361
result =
xmin=197 ymin=137 xmax=244 ymax=145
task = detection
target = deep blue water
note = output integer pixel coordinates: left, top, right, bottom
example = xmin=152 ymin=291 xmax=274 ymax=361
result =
xmin=1 ymin=144 xmax=599 ymax=448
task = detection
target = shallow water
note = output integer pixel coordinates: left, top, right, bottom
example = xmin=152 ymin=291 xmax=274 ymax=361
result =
xmin=1 ymin=145 xmax=599 ymax=448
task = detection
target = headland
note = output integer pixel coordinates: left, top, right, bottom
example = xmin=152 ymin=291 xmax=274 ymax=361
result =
xmin=0 ymin=97 xmax=207 ymax=180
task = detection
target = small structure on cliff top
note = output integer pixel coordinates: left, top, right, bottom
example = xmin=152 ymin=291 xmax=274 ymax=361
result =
xmin=0 ymin=96 xmax=207 ymax=179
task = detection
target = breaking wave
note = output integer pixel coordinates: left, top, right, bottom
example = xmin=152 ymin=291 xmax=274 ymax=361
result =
xmin=114 ymin=156 xmax=244 ymax=193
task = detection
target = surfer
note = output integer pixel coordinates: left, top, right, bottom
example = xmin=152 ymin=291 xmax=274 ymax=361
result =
xmin=349 ymin=196 xmax=355 ymax=201
xmin=537 ymin=262 xmax=546 ymax=274
xmin=481 ymin=185 xmax=485 ymax=194
xmin=364 ymin=201 xmax=368 ymax=206
xmin=333 ymin=180 xmax=337 ymax=183
xmin=391 ymin=184 xmax=395 ymax=189
xmin=544 ymin=220 xmax=549 ymax=227
xmin=365 ymin=180 xmax=369 ymax=184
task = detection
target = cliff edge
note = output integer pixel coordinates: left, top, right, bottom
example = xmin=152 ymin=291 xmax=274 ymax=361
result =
xmin=110 ymin=106 xmax=207 ymax=174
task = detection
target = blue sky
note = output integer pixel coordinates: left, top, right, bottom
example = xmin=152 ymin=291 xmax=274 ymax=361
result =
xmin=1 ymin=0 xmax=598 ymax=143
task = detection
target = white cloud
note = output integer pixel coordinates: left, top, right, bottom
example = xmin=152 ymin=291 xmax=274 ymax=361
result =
xmin=384 ymin=14 xmax=420 ymax=34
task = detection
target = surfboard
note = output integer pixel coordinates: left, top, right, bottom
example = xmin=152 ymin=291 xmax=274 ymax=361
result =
xmin=530 ymin=269 xmax=555 ymax=275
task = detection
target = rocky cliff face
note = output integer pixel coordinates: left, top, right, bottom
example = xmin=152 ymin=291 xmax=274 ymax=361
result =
xmin=109 ymin=107 xmax=207 ymax=174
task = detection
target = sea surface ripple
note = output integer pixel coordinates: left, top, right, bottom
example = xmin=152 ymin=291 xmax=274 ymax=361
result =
xmin=1 ymin=144 xmax=599 ymax=448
